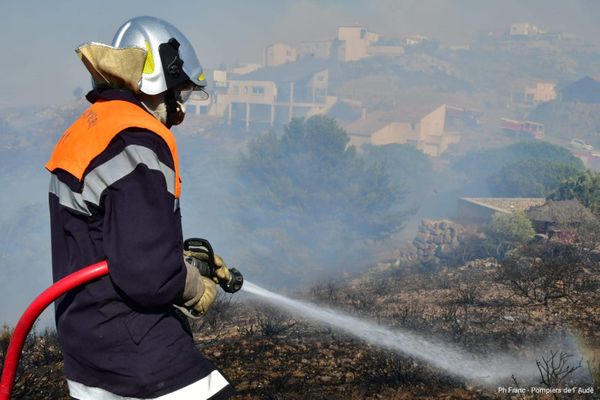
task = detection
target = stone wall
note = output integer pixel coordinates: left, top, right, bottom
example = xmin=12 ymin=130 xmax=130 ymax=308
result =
xmin=413 ymin=219 xmax=466 ymax=266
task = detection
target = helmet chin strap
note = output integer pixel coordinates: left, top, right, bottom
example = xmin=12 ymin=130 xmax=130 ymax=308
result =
xmin=164 ymin=88 xmax=185 ymax=127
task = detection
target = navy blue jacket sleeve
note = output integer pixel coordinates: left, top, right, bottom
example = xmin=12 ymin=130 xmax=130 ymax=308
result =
xmin=99 ymin=132 xmax=186 ymax=309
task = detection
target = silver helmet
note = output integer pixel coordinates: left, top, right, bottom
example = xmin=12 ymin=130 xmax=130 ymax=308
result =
xmin=112 ymin=16 xmax=206 ymax=96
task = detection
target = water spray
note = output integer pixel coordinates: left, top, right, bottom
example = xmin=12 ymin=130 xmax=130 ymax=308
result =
xmin=242 ymin=280 xmax=549 ymax=385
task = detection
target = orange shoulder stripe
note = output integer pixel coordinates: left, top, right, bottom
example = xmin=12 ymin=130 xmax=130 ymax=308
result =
xmin=46 ymin=100 xmax=181 ymax=197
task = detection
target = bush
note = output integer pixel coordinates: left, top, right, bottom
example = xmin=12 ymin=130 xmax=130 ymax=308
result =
xmin=487 ymin=159 xmax=582 ymax=197
xmin=237 ymin=116 xmax=412 ymax=281
xmin=498 ymin=241 xmax=588 ymax=305
xmin=362 ymin=143 xmax=433 ymax=195
xmin=484 ymin=211 xmax=535 ymax=259
xmin=550 ymin=170 xmax=600 ymax=217
xmin=452 ymin=140 xmax=584 ymax=183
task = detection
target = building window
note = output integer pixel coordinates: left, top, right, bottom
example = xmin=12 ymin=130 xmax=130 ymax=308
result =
xmin=252 ymin=86 xmax=265 ymax=95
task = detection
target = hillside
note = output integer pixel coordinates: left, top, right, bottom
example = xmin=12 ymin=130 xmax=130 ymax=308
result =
xmin=530 ymin=101 xmax=600 ymax=148
xmin=3 ymin=247 xmax=598 ymax=399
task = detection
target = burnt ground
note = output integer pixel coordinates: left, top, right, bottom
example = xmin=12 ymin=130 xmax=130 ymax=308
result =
xmin=1 ymin=256 xmax=599 ymax=399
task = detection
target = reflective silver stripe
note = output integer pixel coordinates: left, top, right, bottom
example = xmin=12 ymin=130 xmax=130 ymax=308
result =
xmin=67 ymin=369 xmax=229 ymax=400
xmin=49 ymin=174 xmax=91 ymax=215
xmin=82 ymin=144 xmax=176 ymax=206
xmin=49 ymin=145 xmax=176 ymax=214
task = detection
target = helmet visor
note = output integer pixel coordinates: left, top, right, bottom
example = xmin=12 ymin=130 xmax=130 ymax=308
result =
xmin=179 ymin=83 xmax=209 ymax=103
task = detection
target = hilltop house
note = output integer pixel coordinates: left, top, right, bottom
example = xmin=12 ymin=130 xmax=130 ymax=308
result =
xmin=336 ymin=26 xmax=380 ymax=62
xmin=560 ymin=76 xmax=600 ymax=104
xmin=222 ymin=60 xmax=337 ymax=131
xmin=509 ymin=22 xmax=543 ymax=38
xmin=297 ymin=40 xmax=333 ymax=60
xmin=345 ymin=104 xmax=463 ymax=157
xmin=510 ymin=81 xmax=557 ymax=107
xmin=263 ymin=42 xmax=297 ymax=66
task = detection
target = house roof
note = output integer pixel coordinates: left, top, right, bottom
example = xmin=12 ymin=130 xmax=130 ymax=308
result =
xmin=230 ymin=58 xmax=334 ymax=83
xmin=342 ymin=103 xmax=445 ymax=136
xmin=343 ymin=111 xmax=389 ymax=135
xmin=391 ymin=102 xmax=444 ymax=123
xmin=560 ymin=76 xmax=600 ymax=104
xmin=527 ymin=200 xmax=596 ymax=224
xmin=461 ymin=197 xmax=546 ymax=214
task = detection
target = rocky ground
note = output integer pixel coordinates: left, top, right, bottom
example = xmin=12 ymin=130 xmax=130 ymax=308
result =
xmin=1 ymin=249 xmax=599 ymax=399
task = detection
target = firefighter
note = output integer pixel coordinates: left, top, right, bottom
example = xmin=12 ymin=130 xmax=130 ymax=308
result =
xmin=46 ymin=16 xmax=235 ymax=399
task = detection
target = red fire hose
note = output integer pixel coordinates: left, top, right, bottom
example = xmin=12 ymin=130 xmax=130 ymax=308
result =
xmin=0 ymin=261 xmax=109 ymax=400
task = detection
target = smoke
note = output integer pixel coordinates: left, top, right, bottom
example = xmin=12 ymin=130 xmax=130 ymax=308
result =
xmin=2 ymin=1 xmax=600 ymax=107
xmin=0 ymin=0 xmax=599 ymax=331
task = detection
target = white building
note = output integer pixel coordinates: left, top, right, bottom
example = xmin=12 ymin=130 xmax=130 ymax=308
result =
xmin=510 ymin=23 xmax=542 ymax=37
xmin=225 ymin=61 xmax=337 ymax=131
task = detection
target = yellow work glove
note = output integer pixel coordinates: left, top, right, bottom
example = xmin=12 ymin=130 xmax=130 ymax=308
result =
xmin=183 ymin=250 xmax=231 ymax=283
xmin=183 ymin=238 xmax=244 ymax=293
xmin=175 ymin=262 xmax=217 ymax=319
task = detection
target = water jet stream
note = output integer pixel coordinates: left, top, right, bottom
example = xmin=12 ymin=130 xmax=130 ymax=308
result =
xmin=242 ymin=280 xmax=545 ymax=384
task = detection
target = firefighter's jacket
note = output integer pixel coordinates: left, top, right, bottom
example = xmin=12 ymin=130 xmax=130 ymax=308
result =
xmin=46 ymin=89 xmax=234 ymax=400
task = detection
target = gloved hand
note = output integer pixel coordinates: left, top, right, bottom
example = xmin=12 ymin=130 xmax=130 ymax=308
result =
xmin=175 ymin=261 xmax=217 ymax=319
xmin=183 ymin=238 xmax=244 ymax=293
xmin=183 ymin=241 xmax=231 ymax=283
xmin=185 ymin=249 xmax=232 ymax=284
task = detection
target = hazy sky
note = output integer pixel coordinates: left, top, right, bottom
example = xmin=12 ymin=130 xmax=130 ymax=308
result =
xmin=1 ymin=0 xmax=599 ymax=108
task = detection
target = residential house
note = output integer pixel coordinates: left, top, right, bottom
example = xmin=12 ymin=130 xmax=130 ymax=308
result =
xmin=263 ymin=42 xmax=297 ymax=66
xmin=510 ymin=81 xmax=557 ymax=106
xmin=457 ymin=197 xmax=546 ymax=225
xmin=404 ymin=34 xmax=429 ymax=46
xmin=224 ymin=60 xmax=337 ymax=131
xmin=509 ymin=23 xmax=542 ymax=37
xmin=561 ymin=76 xmax=600 ymax=104
xmin=297 ymin=40 xmax=333 ymax=59
xmin=527 ymin=200 xmax=597 ymax=242
xmin=337 ymin=26 xmax=380 ymax=62
xmin=347 ymin=104 xmax=461 ymax=157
